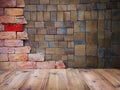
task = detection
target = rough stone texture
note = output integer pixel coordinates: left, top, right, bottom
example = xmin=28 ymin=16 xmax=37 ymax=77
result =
xmin=23 ymin=0 xmax=120 ymax=68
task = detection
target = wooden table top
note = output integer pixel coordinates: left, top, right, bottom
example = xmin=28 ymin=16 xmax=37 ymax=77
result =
xmin=0 ymin=69 xmax=120 ymax=90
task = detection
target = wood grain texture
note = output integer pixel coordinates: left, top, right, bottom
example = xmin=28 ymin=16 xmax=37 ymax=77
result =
xmin=0 ymin=69 xmax=119 ymax=90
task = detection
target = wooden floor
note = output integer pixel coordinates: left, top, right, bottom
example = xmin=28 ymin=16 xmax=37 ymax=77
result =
xmin=0 ymin=69 xmax=120 ymax=90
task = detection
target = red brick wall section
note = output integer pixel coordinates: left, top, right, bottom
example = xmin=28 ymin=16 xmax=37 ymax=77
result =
xmin=0 ymin=0 xmax=65 ymax=69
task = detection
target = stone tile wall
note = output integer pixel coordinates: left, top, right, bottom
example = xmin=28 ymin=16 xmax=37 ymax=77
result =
xmin=24 ymin=0 xmax=120 ymax=68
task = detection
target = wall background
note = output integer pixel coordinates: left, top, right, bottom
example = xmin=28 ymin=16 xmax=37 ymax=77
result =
xmin=24 ymin=0 xmax=120 ymax=68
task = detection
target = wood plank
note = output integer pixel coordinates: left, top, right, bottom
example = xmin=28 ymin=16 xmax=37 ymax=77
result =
xmin=0 ymin=69 xmax=119 ymax=90
xmin=66 ymin=69 xmax=88 ymax=90
xmin=79 ymin=69 xmax=115 ymax=90
xmin=46 ymin=69 xmax=69 ymax=90
xmin=95 ymin=69 xmax=120 ymax=90
xmin=0 ymin=70 xmax=14 ymax=84
xmin=0 ymin=70 xmax=30 ymax=90
xmin=104 ymin=69 xmax=120 ymax=82
xmin=20 ymin=69 xmax=49 ymax=90
xmin=45 ymin=69 xmax=59 ymax=90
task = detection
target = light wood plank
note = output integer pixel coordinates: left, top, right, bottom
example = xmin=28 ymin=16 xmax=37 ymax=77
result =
xmin=0 ymin=71 xmax=30 ymax=90
xmin=79 ymin=69 xmax=115 ymax=90
xmin=96 ymin=69 xmax=120 ymax=89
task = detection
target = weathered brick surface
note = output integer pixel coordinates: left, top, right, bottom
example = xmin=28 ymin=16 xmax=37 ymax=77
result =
xmin=0 ymin=47 xmax=14 ymax=53
xmin=37 ymin=61 xmax=55 ymax=69
xmin=15 ymin=46 xmax=31 ymax=53
xmin=0 ymin=54 xmax=8 ymax=61
xmin=0 ymin=0 xmax=16 ymax=7
xmin=5 ymin=8 xmax=23 ymax=15
xmin=29 ymin=54 xmax=44 ymax=61
xmin=17 ymin=32 xmax=28 ymax=40
xmin=0 ymin=32 xmax=16 ymax=40
xmin=16 ymin=0 xmax=25 ymax=7
xmin=55 ymin=61 xmax=66 ymax=69
xmin=4 ymin=40 xmax=23 ymax=46
xmin=17 ymin=61 xmax=36 ymax=69
xmin=0 ymin=8 xmax=4 ymax=15
xmin=0 ymin=24 xmax=4 ymax=31
xmin=9 ymin=54 xmax=28 ymax=61
xmin=5 ymin=24 xmax=23 ymax=32
xmin=0 ymin=16 xmax=16 ymax=23
xmin=0 ymin=40 xmax=4 ymax=46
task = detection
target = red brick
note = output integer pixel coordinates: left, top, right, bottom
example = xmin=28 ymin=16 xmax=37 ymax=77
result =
xmin=0 ymin=54 xmax=8 ymax=61
xmin=5 ymin=24 xmax=23 ymax=32
xmin=0 ymin=16 xmax=26 ymax=24
xmin=16 ymin=0 xmax=25 ymax=7
xmin=16 ymin=16 xmax=27 ymax=24
xmin=17 ymin=61 xmax=36 ymax=69
xmin=37 ymin=61 xmax=55 ymax=69
xmin=0 ymin=40 xmax=4 ymax=46
xmin=28 ymin=54 xmax=44 ymax=61
xmin=4 ymin=40 xmax=23 ymax=46
xmin=0 ymin=8 xmax=4 ymax=15
xmin=0 ymin=0 xmax=16 ymax=7
xmin=15 ymin=46 xmax=31 ymax=53
xmin=55 ymin=61 xmax=65 ymax=69
xmin=0 ymin=16 xmax=16 ymax=24
xmin=0 ymin=32 xmax=16 ymax=40
xmin=0 ymin=47 xmax=14 ymax=53
xmin=9 ymin=54 xmax=28 ymax=61
xmin=5 ymin=8 xmax=23 ymax=15
xmin=17 ymin=32 xmax=28 ymax=40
